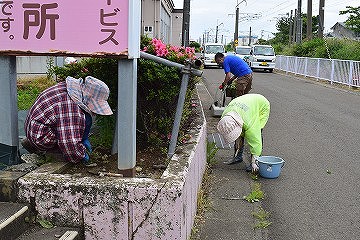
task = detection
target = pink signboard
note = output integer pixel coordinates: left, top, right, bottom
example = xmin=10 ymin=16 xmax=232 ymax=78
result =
xmin=0 ymin=0 xmax=130 ymax=56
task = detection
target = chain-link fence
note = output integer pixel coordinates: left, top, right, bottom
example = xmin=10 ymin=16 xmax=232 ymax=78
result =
xmin=275 ymin=55 xmax=360 ymax=88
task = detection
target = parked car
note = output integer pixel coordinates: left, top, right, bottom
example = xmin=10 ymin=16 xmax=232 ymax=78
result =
xmin=248 ymin=45 xmax=276 ymax=72
xmin=201 ymin=43 xmax=226 ymax=68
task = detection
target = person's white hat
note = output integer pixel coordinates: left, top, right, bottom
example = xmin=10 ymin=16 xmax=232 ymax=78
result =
xmin=217 ymin=111 xmax=244 ymax=143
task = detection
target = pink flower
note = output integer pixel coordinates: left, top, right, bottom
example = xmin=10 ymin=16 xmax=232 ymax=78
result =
xmin=177 ymin=52 xmax=184 ymax=58
xmin=185 ymin=47 xmax=194 ymax=54
xmin=144 ymin=37 xmax=196 ymax=63
xmin=170 ymin=46 xmax=180 ymax=53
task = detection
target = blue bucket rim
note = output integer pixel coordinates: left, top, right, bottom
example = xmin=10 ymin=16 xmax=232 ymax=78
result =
xmin=256 ymin=156 xmax=285 ymax=165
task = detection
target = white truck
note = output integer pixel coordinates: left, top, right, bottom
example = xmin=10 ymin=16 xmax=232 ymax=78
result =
xmin=248 ymin=45 xmax=276 ymax=72
xmin=235 ymin=45 xmax=251 ymax=60
xmin=201 ymin=43 xmax=226 ymax=68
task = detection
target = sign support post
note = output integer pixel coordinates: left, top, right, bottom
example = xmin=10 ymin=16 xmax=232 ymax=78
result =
xmin=0 ymin=56 xmax=20 ymax=167
xmin=114 ymin=59 xmax=137 ymax=176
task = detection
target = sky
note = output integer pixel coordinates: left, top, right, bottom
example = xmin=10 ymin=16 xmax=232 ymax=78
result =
xmin=172 ymin=0 xmax=359 ymax=44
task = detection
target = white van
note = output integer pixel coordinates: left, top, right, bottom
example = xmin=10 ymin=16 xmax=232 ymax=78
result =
xmin=201 ymin=43 xmax=225 ymax=68
xmin=248 ymin=45 xmax=276 ymax=72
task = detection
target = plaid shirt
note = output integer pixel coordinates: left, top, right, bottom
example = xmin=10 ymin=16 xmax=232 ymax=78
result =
xmin=25 ymin=82 xmax=86 ymax=163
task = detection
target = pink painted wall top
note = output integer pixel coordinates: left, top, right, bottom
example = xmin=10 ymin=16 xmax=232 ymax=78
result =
xmin=0 ymin=0 xmax=129 ymax=56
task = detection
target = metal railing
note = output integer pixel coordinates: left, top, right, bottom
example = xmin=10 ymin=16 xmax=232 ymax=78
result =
xmin=275 ymin=55 xmax=360 ymax=87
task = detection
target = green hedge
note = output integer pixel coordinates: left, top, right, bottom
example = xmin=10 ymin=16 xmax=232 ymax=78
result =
xmin=278 ymin=38 xmax=360 ymax=61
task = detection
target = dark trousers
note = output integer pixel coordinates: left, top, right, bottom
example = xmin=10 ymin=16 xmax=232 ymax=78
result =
xmin=235 ymin=73 xmax=253 ymax=97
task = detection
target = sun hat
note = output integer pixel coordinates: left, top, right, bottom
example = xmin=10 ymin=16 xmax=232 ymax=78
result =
xmin=217 ymin=111 xmax=244 ymax=143
xmin=66 ymin=76 xmax=113 ymax=115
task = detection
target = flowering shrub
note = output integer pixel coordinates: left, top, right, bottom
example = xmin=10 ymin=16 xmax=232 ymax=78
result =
xmin=50 ymin=36 xmax=199 ymax=154
xmin=141 ymin=36 xmax=196 ymax=64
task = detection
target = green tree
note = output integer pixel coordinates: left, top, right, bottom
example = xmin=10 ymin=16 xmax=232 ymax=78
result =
xmin=225 ymin=42 xmax=234 ymax=52
xmin=273 ymin=15 xmax=292 ymax=44
xmin=339 ymin=6 xmax=360 ymax=34
xmin=270 ymin=14 xmax=319 ymax=45
xmin=257 ymin=39 xmax=268 ymax=45
xmin=189 ymin=41 xmax=201 ymax=52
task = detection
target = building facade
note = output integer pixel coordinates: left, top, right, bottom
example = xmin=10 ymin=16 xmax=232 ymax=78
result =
xmin=141 ymin=0 xmax=183 ymax=46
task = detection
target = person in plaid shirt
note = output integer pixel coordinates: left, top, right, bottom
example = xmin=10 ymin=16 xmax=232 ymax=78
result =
xmin=22 ymin=76 xmax=113 ymax=163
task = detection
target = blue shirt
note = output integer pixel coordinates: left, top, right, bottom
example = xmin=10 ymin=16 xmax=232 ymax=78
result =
xmin=223 ymin=55 xmax=252 ymax=77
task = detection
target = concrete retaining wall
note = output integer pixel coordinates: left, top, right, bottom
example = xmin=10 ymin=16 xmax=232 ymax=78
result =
xmin=17 ymin=97 xmax=207 ymax=240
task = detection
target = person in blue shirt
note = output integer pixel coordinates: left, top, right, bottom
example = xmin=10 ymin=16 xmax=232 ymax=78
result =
xmin=215 ymin=52 xmax=253 ymax=97
xmin=215 ymin=52 xmax=253 ymax=165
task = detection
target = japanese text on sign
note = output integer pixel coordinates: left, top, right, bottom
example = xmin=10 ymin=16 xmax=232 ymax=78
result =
xmin=0 ymin=0 xmax=130 ymax=56
xmin=1 ymin=1 xmax=14 ymax=39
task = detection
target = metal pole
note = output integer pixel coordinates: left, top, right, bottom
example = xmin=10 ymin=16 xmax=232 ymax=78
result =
xmin=293 ymin=9 xmax=297 ymax=43
xmin=348 ymin=61 xmax=354 ymax=87
xmin=215 ymin=25 xmax=219 ymax=43
xmin=167 ymin=64 xmax=190 ymax=158
xmin=182 ymin=0 xmax=190 ymax=47
xmin=307 ymin=0 xmax=313 ymax=40
xmin=248 ymin=27 xmax=252 ymax=46
xmin=0 ymin=56 xmax=20 ymax=167
xmin=235 ymin=7 xmax=239 ymax=46
xmin=296 ymin=0 xmax=302 ymax=44
xmin=318 ymin=0 xmax=325 ymax=38
xmin=111 ymin=59 xmax=137 ymax=177
xmin=140 ymin=52 xmax=202 ymax=77
xmin=289 ymin=10 xmax=293 ymax=44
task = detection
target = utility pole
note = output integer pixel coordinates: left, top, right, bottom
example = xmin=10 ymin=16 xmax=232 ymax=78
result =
xmin=289 ymin=10 xmax=293 ymax=44
xmin=307 ymin=0 xmax=312 ymax=40
xmin=296 ymin=0 xmax=302 ymax=44
xmin=215 ymin=25 xmax=219 ymax=43
xmin=182 ymin=0 xmax=190 ymax=47
xmin=318 ymin=0 xmax=325 ymax=38
xmin=293 ymin=9 xmax=297 ymax=43
xmin=248 ymin=27 xmax=252 ymax=46
xmin=234 ymin=6 xmax=239 ymax=47
xmin=215 ymin=22 xmax=223 ymax=43
xmin=231 ymin=1 xmax=247 ymax=47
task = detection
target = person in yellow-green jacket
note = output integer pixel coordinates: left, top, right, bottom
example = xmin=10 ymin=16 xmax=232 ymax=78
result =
xmin=217 ymin=94 xmax=270 ymax=173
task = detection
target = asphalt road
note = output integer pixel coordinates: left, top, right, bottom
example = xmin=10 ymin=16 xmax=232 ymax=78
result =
xmin=202 ymin=68 xmax=360 ymax=240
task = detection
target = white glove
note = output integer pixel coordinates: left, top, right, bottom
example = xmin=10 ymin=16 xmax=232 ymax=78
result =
xmin=251 ymin=162 xmax=259 ymax=172
xmin=251 ymin=155 xmax=259 ymax=173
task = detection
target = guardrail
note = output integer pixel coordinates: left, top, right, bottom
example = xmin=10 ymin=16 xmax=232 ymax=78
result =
xmin=275 ymin=55 xmax=360 ymax=88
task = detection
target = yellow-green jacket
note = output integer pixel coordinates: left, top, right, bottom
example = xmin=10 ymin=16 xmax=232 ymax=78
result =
xmin=222 ymin=94 xmax=270 ymax=156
